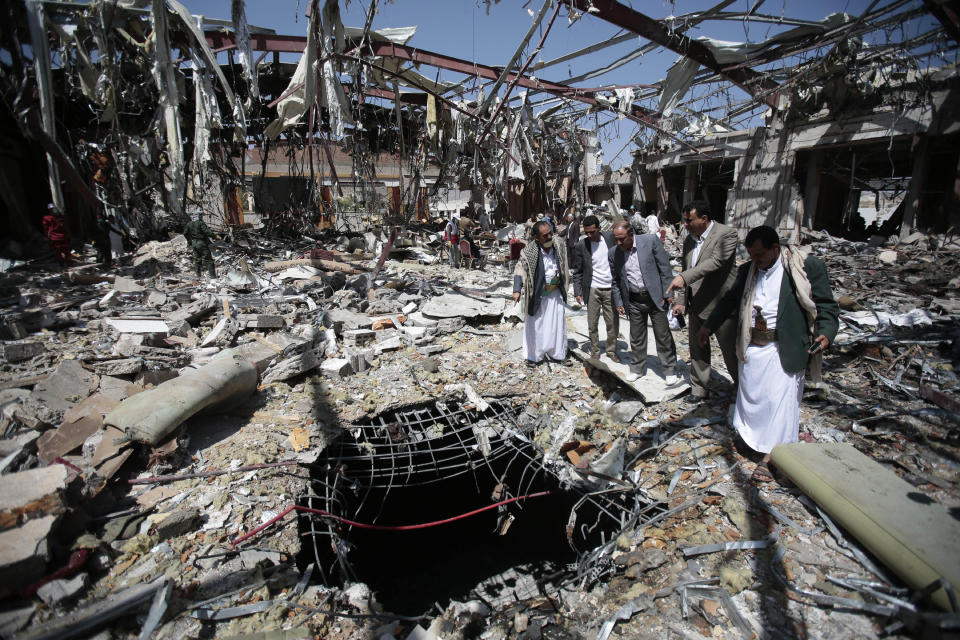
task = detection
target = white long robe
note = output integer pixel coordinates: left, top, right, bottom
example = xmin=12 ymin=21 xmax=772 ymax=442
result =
xmin=522 ymin=249 xmax=568 ymax=362
xmin=732 ymin=258 xmax=804 ymax=453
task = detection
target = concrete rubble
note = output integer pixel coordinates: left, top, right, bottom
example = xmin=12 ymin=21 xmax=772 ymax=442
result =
xmin=0 ymin=224 xmax=956 ymax=639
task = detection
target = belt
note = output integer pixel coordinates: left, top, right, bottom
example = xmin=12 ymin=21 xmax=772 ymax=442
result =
xmin=628 ymin=287 xmax=648 ymax=296
xmin=750 ymin=327 xmax=777 ymax=345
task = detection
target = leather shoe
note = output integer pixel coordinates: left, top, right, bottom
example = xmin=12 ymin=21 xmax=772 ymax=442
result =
xmin=606 ymin=353 xmax=621 ymax=363
xmin=681 ymin=394 xmax=705 ymax=406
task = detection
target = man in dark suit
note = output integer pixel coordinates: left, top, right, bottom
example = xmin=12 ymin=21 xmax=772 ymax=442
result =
xmin=665 ymin=200 xmax=739 ymax=404
xmin=572 ymin=215 xmax=619 ymax=361
xmin=609 ymin=222 xmax=679 ymax=383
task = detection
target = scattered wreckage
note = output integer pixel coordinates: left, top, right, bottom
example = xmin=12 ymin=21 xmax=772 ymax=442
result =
xmin=0 ymin=224 xmax=958 ymax=639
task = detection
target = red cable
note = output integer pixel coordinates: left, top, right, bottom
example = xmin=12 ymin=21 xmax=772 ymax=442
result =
xmin=231 ymin=490 xmax=551 ymax=546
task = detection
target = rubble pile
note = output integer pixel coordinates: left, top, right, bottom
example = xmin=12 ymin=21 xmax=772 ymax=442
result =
xmin=0 ymin=225 xmax=958 ymax=640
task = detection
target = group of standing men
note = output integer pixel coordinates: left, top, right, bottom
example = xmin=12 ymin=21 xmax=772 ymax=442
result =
xmin=513 ymin=200 xmax=839 ymax=477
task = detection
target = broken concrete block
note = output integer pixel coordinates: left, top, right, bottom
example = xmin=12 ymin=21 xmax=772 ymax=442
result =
xmin=0 ymin=465 xmax=69 ymax=530
xmin=98 ymin=376 xmax=142 ymax=403
xmin=374 ymin=337 xmax=404 ymax=354
xmin=607 ymin=401 xmax=645 ymax=424
xmin=113 ymin=276 xmax=145 ymax=293
xmin=146 ymin=289 xmax=168 ymax=307
xmin=348 ymin=350 xmax=374 ymax=373
xmin=401 ymin=326 xmax=428 ymax=340
xmin=37 ymin=573 xmax=87 ymax=608
xmin=113 ymin=333 xmax=145 ymax=357
xmin=320 ymin=358 xmax=353 ymax=378
xmin=262 ymin=349 xmax=320 ymax=384
xmin=232 ymin=340 xmax=281 ymax=374
xmin=2 ymin=341 xmax=45 ymax=363
xmin=407 ymin=311 xmax=439 ymax=328
xmin=152 ymin=507 xmax=200 ymax=540
xmin=402 ymin=301 xmax=418 ymax=315
xmin=436 ymin=317 xmax=466 ymax=334
xmin=238 ymin=314 xmax=284 ymax=329
xmin=90 ymin=358 xmax=143 ymax=377
xmin=165 ymin=294 xmax=217 ymax=325
xmin=343 ymin=328 xmax=375 ymax=347
xmin=12 ymin=360 xmax=99 ymax=429
xmin=105 ymin=351 xmax=257 ymax=445
xmin=325 ymin=309 xmax=373 ymax=334
xmin=0 ymin=516 xmax=56 ymax=597
xmin=200 ymin=316 xmax=239 ymax=347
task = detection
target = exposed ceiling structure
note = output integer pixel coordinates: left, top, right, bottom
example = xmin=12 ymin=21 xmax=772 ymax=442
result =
xmin=0 ymin=0 xmax=956 ymax=243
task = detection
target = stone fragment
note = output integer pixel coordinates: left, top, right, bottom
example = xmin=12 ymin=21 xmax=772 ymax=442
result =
xmin=113 ymin=334 xmax=145 ymax=357
xmin=113 ymin=276 xmax=145 ymax=293
xmin=607 ymin=401 xmax=645 ymax=424
xmin=200 ymin=316 xmax=239 ymax=347
xmin=402 ymin=326 xmax=428 ymax=340
xmin=374 ymin=337 xmax=404 ymax=354
xmin=37 ymin=573 xmax=87 ymax=607
xmin=0 ymin=515 xmax=56 ymax=597
xmin=12 ymin=360 xmax=99 ymax=429
xmin=237 ymin=314 xmax=284 ymax=329
xmin=2 ymin=341 xmax=45 ymax=363
xmin=320 ymin=358 xmax=353 ymax=378
xmin=262 ymin=349 xmax=320 ymax=384
xmin=0 ymin=465 xmax=69 ymax=530
xmin=153 ymin=507 xmax=201 ymax=540
xmin=877 ymin=250 xmax=898 ymax=264
xmin=343 ymin=329 xmax=376 ymax=347
xmin=90 ymin=358 xmax=142 ymax=377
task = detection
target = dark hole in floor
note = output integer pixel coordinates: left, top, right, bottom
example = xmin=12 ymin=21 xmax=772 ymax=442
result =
xmin=298 ymin=398 xmax=630 ymax=616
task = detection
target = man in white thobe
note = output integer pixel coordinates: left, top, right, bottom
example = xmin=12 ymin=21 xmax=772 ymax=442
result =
xmin=698 ymin=226 xmax=839 ymax=481
xmin=513 ymin=221 xmax=570 ymax=366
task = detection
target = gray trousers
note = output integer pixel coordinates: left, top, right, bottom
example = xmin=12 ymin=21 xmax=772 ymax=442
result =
xmin=587 ymin=288 xmax=619 ymax=355
xmin=627 ymin=289 xmax=677 ymax=376
xmin=688 ymin=311 xmax=739 ymax=398
xmin=447 ymin=242 xmax=461 ymax=268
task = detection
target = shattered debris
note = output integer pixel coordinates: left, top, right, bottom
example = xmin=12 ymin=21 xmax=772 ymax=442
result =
xmin=1 ymin=0 xmax=959 ymax=638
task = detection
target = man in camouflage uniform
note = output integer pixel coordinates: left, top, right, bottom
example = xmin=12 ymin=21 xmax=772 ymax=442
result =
xmin=183 ymin=216 xmax=216 ymax=278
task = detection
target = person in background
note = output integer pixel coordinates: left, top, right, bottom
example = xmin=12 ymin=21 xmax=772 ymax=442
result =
xmin=183 ymin=214 xmax=216 ymax=278
xmin=42 ymin=204 xmax=72 ymax=266
xmin=444 ymin=216 xmax=460 ymax=268
xmin=563 ymin=209 xmax=580 ymax=256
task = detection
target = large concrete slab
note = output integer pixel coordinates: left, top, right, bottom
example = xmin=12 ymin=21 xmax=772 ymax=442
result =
xmin=566 ymin=311 xmax=689 ymax=403
xmin=421 ymin=292 xmax=505 ymax=319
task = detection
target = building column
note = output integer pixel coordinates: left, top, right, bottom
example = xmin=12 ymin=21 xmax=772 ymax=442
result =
xmin=683 ymin=163 xmax=697 ymax=205
xmin=900 ymin=134 xmax=929 ymax=240
xmin=802 ymin=149 xmax=823 ymax=229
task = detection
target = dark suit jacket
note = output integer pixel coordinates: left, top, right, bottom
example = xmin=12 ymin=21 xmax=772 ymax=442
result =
xmin=608 ymin=234 xmax=675 ymax=312
xmin=675 ymin=221 xmax=739 ymax=320
xmin=571 ymin=230 xmax=616 ymax=305
xmin=705 ymin=255 xmax=840 ymax=373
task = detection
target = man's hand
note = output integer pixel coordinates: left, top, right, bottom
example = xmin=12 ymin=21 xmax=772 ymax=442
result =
xmin=809 ymin=334 xmax=830 ymax=353
xmin=665 ymin=274 xmax=685 ymax=296
xmin=662 ymin=296 xmax=673 ymax=308
xmin=696 ymin=327 xmax=710 ymax=348
xmin=576 ymin=295 xmax=583 ymax=305
xmin=673 ymin=304 xmax=685 ymax=316
xmin=512 ymin=291 xmax=521 ymax=303
xmin=617 ymin=306 xmax=626 ymax=317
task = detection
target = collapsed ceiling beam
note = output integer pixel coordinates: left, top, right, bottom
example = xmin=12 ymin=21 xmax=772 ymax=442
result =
xmin=559 ymin=0 xmax=781 ymax=109
xmin=204 ymin=30 xmax=663 ymax=129
xmin=922 ymin=0 xmax=960 ymax=44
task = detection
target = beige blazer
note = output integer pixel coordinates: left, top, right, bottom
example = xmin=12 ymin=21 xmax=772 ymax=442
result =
xmin=675 ymin=221 xmax=739 ymax=320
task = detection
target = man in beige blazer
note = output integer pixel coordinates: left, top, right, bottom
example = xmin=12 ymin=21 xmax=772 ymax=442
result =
xmin=666 ymin=200 xmax=739 ymax=404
